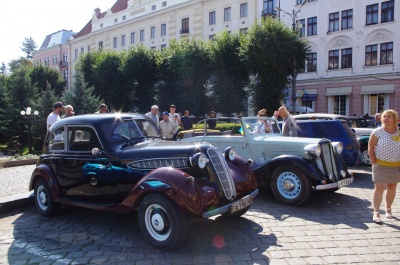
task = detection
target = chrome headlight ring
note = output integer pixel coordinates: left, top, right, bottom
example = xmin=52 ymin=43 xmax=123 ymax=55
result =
xmin=304 ymin=144 xmax=321 ymax=158
xmin=332 ymin=142 xmax=343 ymax=155
xmin=224 ymin=147 xmax=236 ymax=161
xmin=190 ymin=152 xmax=209 ymax=169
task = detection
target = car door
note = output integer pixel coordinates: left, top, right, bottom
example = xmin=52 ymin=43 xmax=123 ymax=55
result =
xmin=57 ymin=126 xmax=120 ymax=203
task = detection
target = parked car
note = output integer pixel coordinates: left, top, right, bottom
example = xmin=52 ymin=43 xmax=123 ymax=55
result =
xmin=179 ymin=117 xmax=353 ymax=206
xmin=347 ymin=117 xmax=377 ymax=129
xmin=295 ymin=120 xmax=360 ymax=167
xmin=358 ymin=135 xmax=371 ymax=165
xmin=29 ymin=113 xmax=258 ymax=250
xmin=294 ymin=113 xmax=374 ymax=137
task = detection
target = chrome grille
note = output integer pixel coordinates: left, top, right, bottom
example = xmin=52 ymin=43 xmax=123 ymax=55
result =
xmin=320 ymin=143 xmax=338 ymax=181
xmin=207 ymin=148 xmax=236 ymax=200
xmin=127 ymin=158 xmax=188 ymax=169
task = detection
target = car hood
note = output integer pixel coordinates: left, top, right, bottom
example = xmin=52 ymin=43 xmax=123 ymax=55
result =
xmin=120 ymin=140 xmax=209 ymax=160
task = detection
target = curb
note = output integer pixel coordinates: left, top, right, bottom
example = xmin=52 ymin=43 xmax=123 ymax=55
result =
xmin=0 ymin=192 xmax=34 ymax=213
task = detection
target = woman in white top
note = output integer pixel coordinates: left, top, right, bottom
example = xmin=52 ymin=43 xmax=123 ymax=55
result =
xmin=368 ymin=109 xmax=400 ymax=223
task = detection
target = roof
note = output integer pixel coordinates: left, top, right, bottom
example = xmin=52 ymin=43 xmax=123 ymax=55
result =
xmin=39 ymin=30 xmax=75 ymax=50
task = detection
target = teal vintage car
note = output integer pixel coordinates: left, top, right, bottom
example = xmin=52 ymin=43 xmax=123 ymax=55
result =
xmin=358 ymin=135 xmax=370 ymax=165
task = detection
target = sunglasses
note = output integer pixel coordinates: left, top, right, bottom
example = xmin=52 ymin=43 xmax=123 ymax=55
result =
xmin=259 ymin=115 xmax=266 ymax=116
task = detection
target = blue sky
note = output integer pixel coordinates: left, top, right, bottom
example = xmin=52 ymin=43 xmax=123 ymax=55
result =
xmin=0 ymin=0 xmax=116 ymax=66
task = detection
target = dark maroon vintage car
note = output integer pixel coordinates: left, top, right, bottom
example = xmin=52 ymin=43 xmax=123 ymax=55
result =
xmin=29 ymin=113 xmax=258 ymax=249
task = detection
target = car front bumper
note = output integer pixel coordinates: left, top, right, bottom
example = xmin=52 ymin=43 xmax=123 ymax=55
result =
xmin=202 ymin=189 xmax=259 ymax=218
xmin=315 ymin=176 xmax=354 ymax=190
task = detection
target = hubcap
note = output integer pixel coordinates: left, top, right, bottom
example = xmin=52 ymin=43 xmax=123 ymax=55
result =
xmin=277 ymin=172 xmax=301 ymax=199
xmin=37 ymin=186 xmax=48 ymax=210
xmin=145 ymin=204 xmax=171 ymax=241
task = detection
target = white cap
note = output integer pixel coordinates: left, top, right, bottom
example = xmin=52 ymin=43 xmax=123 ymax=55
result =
xmin=151 ymin=105 xmax=159 ymax=110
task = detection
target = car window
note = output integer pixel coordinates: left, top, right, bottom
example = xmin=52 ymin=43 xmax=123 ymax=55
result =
xmin=49 ymin=126 xmax=65 ymax=151
xmin=68 ymin=126 xmax=102 ymax=152
xmin=102 ymin=119 xmax=157 ymax=142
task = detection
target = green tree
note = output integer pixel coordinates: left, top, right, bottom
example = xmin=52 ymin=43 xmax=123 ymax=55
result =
xmin=121 ymin=45 xmax=158 ymax=113
xmin=0 ymin=75 xmax=12 ymax=143
xmin=209 ymin=30 xmax=249 ymax=116
xmin=0 ymin=62 xmax=6 ymax=74
xmin=21 ymin=37 xmax=37 ymax=60
xmin=241 ymin=17 xmax=309 ymax=114
xmin=8 ymin=57 xmax=33 ymax=73
xmin=30 ymin=65 xmax=66 ymax=97
xmin=62 ymin=67 xmax=102 ymax=115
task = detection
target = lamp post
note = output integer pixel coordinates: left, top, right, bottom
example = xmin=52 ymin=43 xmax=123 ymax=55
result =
xmin=20 ymin=107 xmax=39 ymax=154
xmin=275 ymin=0 xmax=306 ymax=114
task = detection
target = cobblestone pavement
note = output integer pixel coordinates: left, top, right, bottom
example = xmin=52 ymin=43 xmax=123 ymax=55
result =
xmin=1 ymin=166 xmax=400 ymax=264
xmin=0 ymin=165 xmax=36 ymax=199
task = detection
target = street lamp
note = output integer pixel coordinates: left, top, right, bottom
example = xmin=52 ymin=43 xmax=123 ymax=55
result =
xmin=275 ymin=0 xmax=306 ymax=114
xmin=20 ymin=107 xmax=39 ymax=154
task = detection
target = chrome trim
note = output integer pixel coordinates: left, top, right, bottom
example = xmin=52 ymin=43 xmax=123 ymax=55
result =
xmin=315 ymin=177 xmax=354 ymax=190
xmin=127 ymin=158 xmax=188 ymax=169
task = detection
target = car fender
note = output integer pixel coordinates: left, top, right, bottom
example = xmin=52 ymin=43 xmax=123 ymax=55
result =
xmin=253 ymin=155 xmax=321 ymax=185
xmin=120 ymin=167 xmax=215 ymax=217
xmin=29 ymin=164 xmax=61 ymax=200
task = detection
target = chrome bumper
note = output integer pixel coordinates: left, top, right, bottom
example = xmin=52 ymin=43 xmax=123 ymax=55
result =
xmin=315 ymin=176 xmax=354 ymax=190
xmin=202 ymin=189 xmax=259 ymax=218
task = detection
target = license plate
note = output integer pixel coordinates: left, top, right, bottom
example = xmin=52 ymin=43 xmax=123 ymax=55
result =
xmin=338 ymin=177 xmax=353 ymax=188
xmin=231 ymin=196 xmax=254 ymax=214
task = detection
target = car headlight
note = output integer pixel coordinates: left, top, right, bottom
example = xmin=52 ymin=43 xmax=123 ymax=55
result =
xmin=191 ymin=153 xmax=209 ymax=169
xmin=224 ymin=147 xmax=236 ymax=161
xmin=332 ymin=142 xmax=343 ymax=155
xmin=304 ymin=144 xmax=321 ymax=158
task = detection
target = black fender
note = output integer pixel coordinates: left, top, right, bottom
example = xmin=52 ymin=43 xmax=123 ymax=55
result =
xmin=253 ymin=155 xmax=322 ymax=187
xmin=29 ymin=164 xmax=61 ymax=201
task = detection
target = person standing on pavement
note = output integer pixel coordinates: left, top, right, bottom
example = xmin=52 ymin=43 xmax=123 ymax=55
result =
xmin=145 ymin=105 xmax=160 ymax=127
xmin=374 ymin=113 xmax=381 ymax=126
xmin=47 ymin=102 xmax=63 ymax=131
xmin=207 ymin=111 xmax=217 ymax=129
xmin=61 ymin=105 xmax=74 ymax=119
xmin=159 ymin=111 xmax=178 ymax=141
xmin=369 ymin=109 xmax=400 ymax=223
xmin=180 ymin=110 xmax=192 ymax=130
xmin=169 ymin=104 xmax=181 ymax=140
xmin=278 ymin=106 xmax=298 ymax=137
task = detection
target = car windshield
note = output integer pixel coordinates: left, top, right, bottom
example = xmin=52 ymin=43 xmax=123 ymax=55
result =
xmin=102 ymin=119 xmax=161 ymax=142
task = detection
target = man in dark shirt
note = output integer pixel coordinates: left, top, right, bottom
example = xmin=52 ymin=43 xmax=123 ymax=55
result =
xmin=181 ymin=110 xmax=193 ymax=130
xmin=207 ymin=111 xmax=217 ymax=129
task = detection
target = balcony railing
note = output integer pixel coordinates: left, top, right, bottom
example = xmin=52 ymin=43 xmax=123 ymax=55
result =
xmin=262 ymin=9 xmax=277 ymax=17
xmin=180 ymin=28 xmax=189 ymax=35
xmin=59 ymin=60 xmax=68 ymax=66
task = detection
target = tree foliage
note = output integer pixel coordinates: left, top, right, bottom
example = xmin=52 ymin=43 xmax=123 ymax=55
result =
xmin=30 ymin=65 xmax=66 ymax=97
xmin=21 ymin=37 xmax=37 ymax=60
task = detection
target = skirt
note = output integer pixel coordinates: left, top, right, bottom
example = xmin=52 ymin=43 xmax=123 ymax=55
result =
xmin=372 ymin=164 xmax=400 ymax=183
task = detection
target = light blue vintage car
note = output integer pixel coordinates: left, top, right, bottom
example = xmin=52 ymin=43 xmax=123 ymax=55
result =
xmin=179 ymin=117 xmax=354 ymax=206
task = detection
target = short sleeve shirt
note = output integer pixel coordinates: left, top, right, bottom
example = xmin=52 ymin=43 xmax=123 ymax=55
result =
xmin=372 ymin=127 xmax=400 ymax=163
xmin=47 ymin=112 xmax=60 ymax=131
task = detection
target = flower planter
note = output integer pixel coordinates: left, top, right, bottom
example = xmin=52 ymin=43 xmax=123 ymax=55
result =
xmin=0 ymin=159 xmax=37 ymax=168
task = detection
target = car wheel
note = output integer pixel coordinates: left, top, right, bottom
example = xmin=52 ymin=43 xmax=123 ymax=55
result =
xmin=360 ymin=147 xmax=370 ymax=165
xmin=271 ymin=166 xmax=311 ymax=206
xmin=34 ymin=179 xmax=60 ymax=217
xmin=138 ymin=193 xmax=188 ymax=250
xmin=221 ymin=206 xmax=250 ymax=218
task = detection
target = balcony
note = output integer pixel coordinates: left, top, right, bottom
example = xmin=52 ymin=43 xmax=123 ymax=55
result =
xmin=180 ymin=28 xmax=190 ymax=35
xmin=262 ymin=9 xmax=277 ymax=17
xmin=59 ymin=60 xmax=68 ymax=66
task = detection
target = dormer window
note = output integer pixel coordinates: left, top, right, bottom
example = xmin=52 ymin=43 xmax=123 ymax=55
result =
xmin=114 ymin=18 xmax=118 ymax=23
xmin=100 ymin=23 xmax=103 ymax=28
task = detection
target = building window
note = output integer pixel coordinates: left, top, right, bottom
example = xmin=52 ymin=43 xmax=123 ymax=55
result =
xmin=63 ymin=69 xmax=68 ymax=80
xmin=328 ymin=50 xmax=339 ymax=70
xmin=181 ymin=18 xmax=189 ymax=34
xmin=380 ymin=42 xmax=393 ymax=64
xmin=74 ymin=49 xmax=78 ymax=59
xmin=240 ymin=28 xmax=248 ymax=34
xmin=100 ymin=23 xmax=103 ymax=28
xmin=161 ymin=23 xmax=166 ymax=36
xmin=224 ymin=7 xmax=231 ymax=22
xmin=381 ymin=1 xmax=394 ymax=23
xmin=99 ymin=41 xmax=103 ymax=50
xmin=366 ymin=4 xmax=378 ymax=25
xmin=263 ymin=0 xmax=276 ymax=16
xmin=114 ymin=18 xmax=118 ymax=23
xmin=240 ymin=3 xmax=248 ymax=18
xmin=62 ymin=52 xmax=68 ymax=61
xmin=328 ymin=12 xmax=339 ymax=32
xmin=297 ymin=19 xmax=305 ymax=37
xmin=161 ymin=44 xmax=167 ymax=50
xmin=307 ymin=17 xmax=317 ymax=36
xmin=341 ymin=48 xmax=352 ymax=69
xmin=369 ymin=94 xmax=385 ymax=115
xmin=209 ymin=34 xmax=215 ymax=40
xmin=140 ymin=30 xmax=145 ymax=41
xmin=365 ymin=44 xmax=377 ymax=66
xmin=341 ymin=9 xmax=353 ymax=30
xmin=306 ymin=52 xmax=317 ymax=72
xmin=209 ymin=11 xmax=216 ymax=25
xmin=122 ymin=15 xmax=126 ymax=21
xmin=334 ymin=95 xmax=347 ymax=116
xmin=151 ymin=27 xmax=156 ymax=39
xmin=121 ymin=35 xmax=126 ymax=46
xmin=152 ymin=5 xmax=156 ymax=11
xmin=162 ymin=1 xmax=167 ymax=7
xmin=87 ymin=46 xmax=91 ymax=52
xmin=131 ymin=32 xmax=135 ymax=43
xmin=81 ymin=47 xmax=84 ymax=54
xmin=113 ymin=37 xmax=117 ymax=48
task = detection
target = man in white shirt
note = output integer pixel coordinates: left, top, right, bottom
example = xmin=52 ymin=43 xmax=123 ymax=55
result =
xmin=158 ymin=111 xmax=178 ymax=140
xmin=169 ymin=104 xmax=181 ymax=140
xmin=47 ymin=102 xmax=63 ymax=131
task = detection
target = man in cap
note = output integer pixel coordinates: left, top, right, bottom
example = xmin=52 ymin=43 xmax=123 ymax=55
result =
xmin=158 ymin=111 xmax=178 ymax=140
xmin=145 ymin=105 xmax=160 ymax=126
xmin=47 ymin=102 xmax=63 ymax=131
xmin=95 ymin=104 xmax=108 ymax=114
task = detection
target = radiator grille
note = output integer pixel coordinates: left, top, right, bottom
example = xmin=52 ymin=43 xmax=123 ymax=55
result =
xmin=320 ymin=143 xmax=338 ymax=181
xmin=207 ymin=148 xmax=236 ymax=200
xmin=127 ymin=158 xmax=188 ymax=169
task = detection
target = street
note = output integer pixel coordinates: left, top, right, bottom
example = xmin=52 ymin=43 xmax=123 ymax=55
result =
xmin=1 ymin=166 xmax=400 ymax=264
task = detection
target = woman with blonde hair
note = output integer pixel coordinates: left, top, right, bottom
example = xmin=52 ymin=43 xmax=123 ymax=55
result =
xmin=369 ymin=109 xmax=400 ymax=223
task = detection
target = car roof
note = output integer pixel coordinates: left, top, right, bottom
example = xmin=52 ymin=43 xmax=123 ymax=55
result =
xmin=294 ymin=113 xmax=348 ymax=119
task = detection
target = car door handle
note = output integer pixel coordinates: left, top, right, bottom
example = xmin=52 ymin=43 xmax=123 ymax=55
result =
xmin=242 ymin=144 xmax=247 ymax=148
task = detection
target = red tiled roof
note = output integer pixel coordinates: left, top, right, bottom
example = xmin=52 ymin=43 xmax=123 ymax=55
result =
xmin=74 ymin=0 xmax=128 ymax=39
